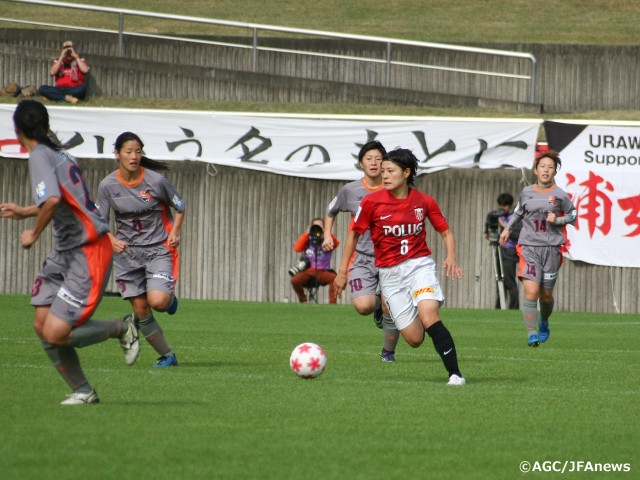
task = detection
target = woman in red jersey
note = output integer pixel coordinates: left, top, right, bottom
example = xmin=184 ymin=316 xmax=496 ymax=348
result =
xmin=334 ymin=148 xmax=465 ymax=385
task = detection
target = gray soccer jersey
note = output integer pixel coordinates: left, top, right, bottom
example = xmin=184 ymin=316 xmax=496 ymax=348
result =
xmin=512 ymin=184 xmax=576 ymax=247
xmin=29 ymin=144 xmax=109 ymax=250
xmin=97 ymin=167 xmax=185 ymax=246
xmin=326 ymin=178 xmax=382 ymax=256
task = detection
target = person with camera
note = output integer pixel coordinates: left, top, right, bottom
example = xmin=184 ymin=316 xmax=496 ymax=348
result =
xmin=323 ymin=140 xmax=399 ymax=362
xmin=38 ymin=40 xmax=89 ymax=104
xmin=485 ymin=193 xmax=521 ymax=310
xmin=290 ymin=218 xmax=340 ymax=304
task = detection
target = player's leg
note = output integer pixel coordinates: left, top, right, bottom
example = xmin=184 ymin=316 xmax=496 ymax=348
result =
xmin=537 ymin=246 xmax=562 ymax=343
xmin=32 ymin=243 xmax=138 ymax=403
xmin=517 ymin=245 xmax=543 ymax=347
xmin=144 ymin=244 xmax=179 ymax=315
xmin=521 ymin=279 xmax=541 ymax=346
xmin=406 ymin=256 xmax=464 ymax=385
xmin=131 ymin=295 xmax=178 ymax=367
xmin=379 ymin=263 xmax=424 ymax=348
xmin=122 ymin=246 xmax=178 ymax=367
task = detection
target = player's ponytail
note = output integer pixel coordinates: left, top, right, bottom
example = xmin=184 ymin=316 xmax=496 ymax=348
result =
xmin=13 ymin=100 xmax=62 ymax=151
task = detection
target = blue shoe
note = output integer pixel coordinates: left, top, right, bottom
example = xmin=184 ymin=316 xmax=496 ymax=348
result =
xmin=167 ymin=295 xmax=178 ymax=315
xmin=538 ymin=321 xmax=550 ymax=343
xmin=381 ymin=349 xmax=395 ymax=362
xmin=527 ymin=334 xmax=540 ymax=347
xmin=154 ymin=354 xmax=178 ymax=367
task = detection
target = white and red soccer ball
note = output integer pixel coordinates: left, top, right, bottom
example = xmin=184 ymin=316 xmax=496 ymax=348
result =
xmin=290 ymin=342 xmax=327 ymax=379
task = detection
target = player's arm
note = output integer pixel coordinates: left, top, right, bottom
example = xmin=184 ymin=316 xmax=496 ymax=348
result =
xmin=499 ymin=211 xmax=523 ymax=246
xmin=167 ymin=211 xmax=184 ymax=248
xmin=322 ymin=213 xmax=336 ymax=251
xmin=439 ymin=229 xmax=463 ymax=279
xmin=334 ymin=229 xmax=360 ymax=295
xmin=21 ymin=197 xmax=60 ymax=249
xmin=0 ymin=202 xmax=39 ymax=220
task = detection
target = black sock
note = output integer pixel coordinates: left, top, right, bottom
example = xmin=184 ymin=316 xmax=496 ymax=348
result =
xmin=425 ymin=321 xmax=461 ymax=377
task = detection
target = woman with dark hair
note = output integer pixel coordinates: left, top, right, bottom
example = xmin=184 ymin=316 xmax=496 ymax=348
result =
xmin=326 ymin=140 xmax=399 ymax=362
xmin=97 ymin=132 xmax=185 ymax=367
xmin=1 ymin=100 xmax=140 ymax=405
xmin=334 ymin=148 xmax=465 ymax=385
xmin=499 ymin=149 xmax=576 ymax=347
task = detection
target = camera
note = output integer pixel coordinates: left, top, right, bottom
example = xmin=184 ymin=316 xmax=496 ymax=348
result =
xmin=66 ymin=48 xmax=72 ymax=55
xmin=485 ymin=210 xmax=503 ymax=243
xmin=309 ymin=224 xmax=323 ymax=246
xmin=288 ymin=256 xmax=310 ymax=277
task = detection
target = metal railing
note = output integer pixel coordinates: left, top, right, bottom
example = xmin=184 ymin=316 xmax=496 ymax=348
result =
xmin=2 ymin=0 xmax=537 ymax=103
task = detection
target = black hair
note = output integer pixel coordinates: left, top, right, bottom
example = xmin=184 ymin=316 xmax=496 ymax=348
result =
xmin=382 ymin=148 xmax=418 ymax=186
xmin=13 ymin=100 xmax=62 ymax=151
xmin=114 ymin=131 xmax=170 ymax=172
xmin=358 ymin=140 xmax=386 ymax=163
xmin=497 ymin=193 xmax=514 ymax=206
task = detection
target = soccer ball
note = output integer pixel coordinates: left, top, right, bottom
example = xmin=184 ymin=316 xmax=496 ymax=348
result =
xmin=289 ymin=342 xmax=327 ymax=379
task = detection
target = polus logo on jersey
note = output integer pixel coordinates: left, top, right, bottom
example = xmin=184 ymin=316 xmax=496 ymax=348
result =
xmin=383 ymin=223 xmax=424 ymax=236
xmin=547 ymin=196 xmax=557 ymax=207
xmin=139 ymin=190 xmax=152 ymax=202
xmin=414 ymin=207 xmax=424 ymax=221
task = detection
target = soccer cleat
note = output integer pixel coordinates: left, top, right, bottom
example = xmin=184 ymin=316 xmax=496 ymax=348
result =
xmin=380 ymin=349 xmax=395 ymax=362
xmin=60 ymin=389 xmax=99 ymax=405
xmin=120 ymin=314 xmax=140 ymax=365
xmin=527 ymin=334 xmax=540 ymax=347
xmin=447 ymin=374 xmax=466 ymax=386
xmin=154 ymin=354 xmax=179 ymax=367
xmin=538 ymin=321 xmax=550 ymax=343
xmin=373 ymin=292 xmax=383 ymax=329
xmin=167 ymin=295 xmax=179 ymax=315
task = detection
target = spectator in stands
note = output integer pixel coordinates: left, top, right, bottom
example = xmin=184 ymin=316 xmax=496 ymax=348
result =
xmin=38 ymin=40 xmax=89 ymax=104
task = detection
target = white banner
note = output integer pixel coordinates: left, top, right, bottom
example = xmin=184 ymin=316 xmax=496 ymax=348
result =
xmin=545 ymin=121 xmax=640 ymax=267
xmin=0 ymin=105 xmax=539 ymax=180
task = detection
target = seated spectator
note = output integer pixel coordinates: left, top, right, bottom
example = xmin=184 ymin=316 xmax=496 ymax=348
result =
xmin=290 ymin=218 xmax=340 ymax=304
xmin=38 ymin=40 xmax=89 ymax=104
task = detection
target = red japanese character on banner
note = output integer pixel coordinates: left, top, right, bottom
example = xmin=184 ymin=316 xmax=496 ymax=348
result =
xmin=618 ymin=194 xmax=640 ymax=237
xmin=565 ymin=171 xmax=614 ymax=237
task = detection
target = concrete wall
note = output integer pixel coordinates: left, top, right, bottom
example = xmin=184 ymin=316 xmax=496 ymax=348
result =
xmin=1 ymin=158 xmax=638 ymax=313
xmin=3 ymin=29 xmax=639 ymax=112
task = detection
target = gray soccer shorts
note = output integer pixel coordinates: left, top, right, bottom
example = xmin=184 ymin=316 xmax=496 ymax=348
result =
xmin=30 ymin=235 xmax=113 ymax=326
xmin=114 ymin=243 xmax=178 ymax=299
xmin=517 ymin=244 xmax=563 ymax=289
xmin=348 ymin=252 xmax=379 ymax=298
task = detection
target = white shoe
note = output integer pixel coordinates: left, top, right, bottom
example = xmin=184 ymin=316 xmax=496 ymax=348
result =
xmin=447 ymin=374 xmax=466 ymax=386
xmin=120 ymin=314 xmax=140 ymax=365
xmin=61 ymin=389 xmax=99 ymax=405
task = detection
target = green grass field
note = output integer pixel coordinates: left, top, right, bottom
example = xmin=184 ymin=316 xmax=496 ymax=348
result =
xmin=0 ymin=294 xmax=637 ymax=479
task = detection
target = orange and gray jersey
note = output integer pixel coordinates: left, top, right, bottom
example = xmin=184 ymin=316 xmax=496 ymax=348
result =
xmin=326 ymin=178 xmax=383 ymax=256
xmin=29 ymin=144 xmax=108 ymax=250
xmin=97 ymin=167 xmax=185 ymax=246
xmin=510 ymin=184 xmax=576 ymax=247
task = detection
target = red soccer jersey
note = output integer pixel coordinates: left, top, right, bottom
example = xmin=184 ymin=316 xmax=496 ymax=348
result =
xmin=353 ymin=188 xmax=449 ymax=267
